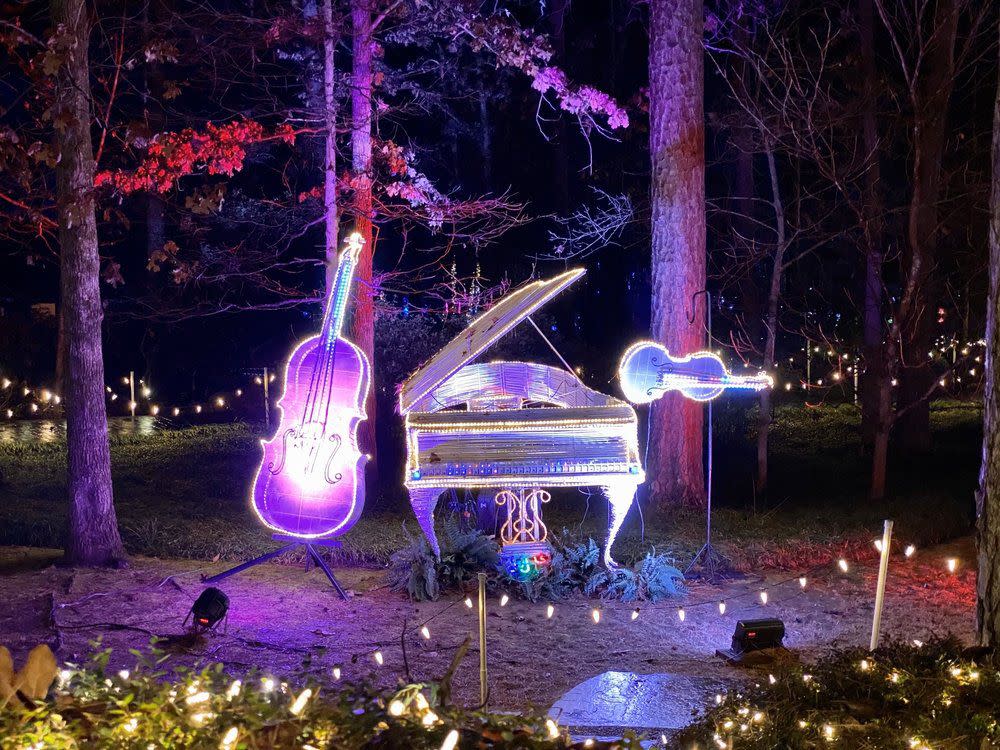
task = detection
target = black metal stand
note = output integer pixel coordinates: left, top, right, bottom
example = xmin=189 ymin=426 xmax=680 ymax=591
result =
xmin=684 ymin=298 xmax=734 ymax=582
xmin=203 ymin=535 xmax=348 ymax=600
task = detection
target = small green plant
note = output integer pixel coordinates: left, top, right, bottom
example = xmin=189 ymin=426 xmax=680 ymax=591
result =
xmin=584 ymin=550 xmax=685 ymax=602
xmin=389 ymin=520 xmax=499 ymax=601
xmin=510 ymin=538 xmax=684 ymax=603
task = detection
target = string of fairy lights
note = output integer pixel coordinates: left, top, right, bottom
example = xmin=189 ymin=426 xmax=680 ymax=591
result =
xmin=93 ymin=539 xmax=960 ymax=750
xmin=0 ymin=369 xmax=277 ymax=421
xmin=328 ymin=538 xmax=964 ymax=684
xmin=0 ymin=336 xmax=986 ymax=422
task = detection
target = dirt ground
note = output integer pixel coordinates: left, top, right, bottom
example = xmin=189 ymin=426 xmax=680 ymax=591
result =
xmin=0 ymin=538 xmax=977 ymax=717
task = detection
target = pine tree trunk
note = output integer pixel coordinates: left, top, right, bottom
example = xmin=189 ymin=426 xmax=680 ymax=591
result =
xmin=349 ymin=0 xmax=376 ymax=466
xmin=646 ymin=0 xmax=706 ymax=508
xmin=976 ymin=20 xmax=1000 ymax=647
xmin=321 ymin=0 xmax=339 ymax=294
xmin=52 ymin=0 xmax=125 ymax=566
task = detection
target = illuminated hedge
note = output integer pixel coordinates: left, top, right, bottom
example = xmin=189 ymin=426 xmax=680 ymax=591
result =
xmin=674 ymin=638 xmax=1000 ymax=749
xmin=2 ymin=646 xmax=639 ymax=749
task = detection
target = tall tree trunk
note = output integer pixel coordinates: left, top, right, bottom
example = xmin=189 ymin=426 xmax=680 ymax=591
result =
xmin=548 ymin=0 xmax=571 ymax=214
xmin=349 ymin=0 xmax=376 ymax=468
xmin=896 ymin=0 xmax=960 ymax=453
xmin=976 ymin=16 xmax=1000 ymax=647
xmin=756 ymin=148 xmax=786 ymax=499
xmin=478 ymin=89 xmax=492 ymax=189
xmin=52 ymin=0 xmax=125 ymax=566
xmin=859 ymin=0 xmax=884 ymax=447
xmin=646 ymin=0 xmax=706 ymax=508
xmin=322 ymin=0 xmax=339 ymax=294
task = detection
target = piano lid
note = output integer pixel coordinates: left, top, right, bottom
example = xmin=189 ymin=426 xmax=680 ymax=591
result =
xmin=399 ymin=267 xmax=586 ymax=414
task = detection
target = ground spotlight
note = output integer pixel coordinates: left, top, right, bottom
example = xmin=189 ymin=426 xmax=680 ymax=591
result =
xmin=185 ymin=587 xmax=230 ymax=632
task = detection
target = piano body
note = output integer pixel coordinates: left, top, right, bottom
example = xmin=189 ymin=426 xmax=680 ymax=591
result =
xmin=398 ymin=268 xmax=643 ymax=569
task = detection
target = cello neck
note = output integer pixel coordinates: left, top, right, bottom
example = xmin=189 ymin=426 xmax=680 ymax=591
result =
xmin=319 ymin=233 xmax=364 ymax=347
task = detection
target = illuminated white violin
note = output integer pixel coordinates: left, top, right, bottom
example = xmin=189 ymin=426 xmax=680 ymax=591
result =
xmin=618 ymin=341 xmax=772 ymax=404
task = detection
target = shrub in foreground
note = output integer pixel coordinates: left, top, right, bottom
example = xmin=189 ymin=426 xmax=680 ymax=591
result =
xmin=674 ymin=638 xmax=999 ymax=749
xmin=1 ymin=645 xmax=638 ymax=749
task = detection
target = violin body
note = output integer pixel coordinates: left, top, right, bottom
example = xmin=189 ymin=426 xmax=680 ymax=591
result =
xmin=250 ymin=233 xmax=370 ymax=539
xmin=618 ymin=341 xmax=771 ymax=404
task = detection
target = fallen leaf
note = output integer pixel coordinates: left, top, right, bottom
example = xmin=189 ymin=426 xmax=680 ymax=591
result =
xmin=13 ymin=644 xmax=57 ymax=700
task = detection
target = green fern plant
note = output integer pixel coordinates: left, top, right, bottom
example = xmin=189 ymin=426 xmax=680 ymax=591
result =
xmin=389 ymin=520 xmax=499 ymax=601
xmin=585 ymin=550 xmax=685 ymax=602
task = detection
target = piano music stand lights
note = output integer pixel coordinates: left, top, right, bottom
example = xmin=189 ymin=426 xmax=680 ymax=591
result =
xmin=398 ymin=269 xmax=644 ymax=570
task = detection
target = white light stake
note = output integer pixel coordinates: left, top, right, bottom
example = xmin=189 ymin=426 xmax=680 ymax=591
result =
xmin=546 ymin=604 xmax=555 ymax=619
xmin=420 ymin=625 xmax=431 ymax=639
xmin=904 ymin=544 xmax=916 ymax=558
xmin=631 ymin=608 xmax=640 ymax=621
xmin=838 ymin=559 xmax=849 ymax=573
xmin=946 ymin=558 xmax=957 ymax=573
xmin=373 ymin=651 xmax=384 ymax=666
xmin=591 ymin=608 xmax=601 ymax=624
xmin=798 ymin=577 xmax=807 ymax=589
xmin=499 ymin=594 xmax=509 ymax=607
xmin=464 ymin=597 xmax=473 ymax=609
xmin=677 ymin=608 xmax=685 ymax=622
xmin=332 ymin=667 xmax=341 ymax=681
xmin=440 ymin=729 xmax=460 ymax=750
xmin=759 ymin=590 xmax=768 ymax=605
xmin=718 ymin=601 xmax=726 ymax=615
xmin=870 ymin=519 xmax=894 ymax=650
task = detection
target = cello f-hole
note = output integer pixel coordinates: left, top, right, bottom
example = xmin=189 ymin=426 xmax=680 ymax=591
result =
xmin=269 ymin=428 xmax=295 ymax=475
xmin=324 ymin=435 xmax=343 ymax=485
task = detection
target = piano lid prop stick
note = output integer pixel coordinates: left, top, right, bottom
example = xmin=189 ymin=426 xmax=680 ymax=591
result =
xmin=526 ymin=315 xmax=586 ymax=388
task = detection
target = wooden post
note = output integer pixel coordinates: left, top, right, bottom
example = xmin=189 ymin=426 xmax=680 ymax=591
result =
xmin=129 ymin=370 xmax=135 ymax=423
xmin=477 ymin=572 xmax=488 ymax=707
xmin=263 ymin=367 xmax=270 ymax=430
xmin=870 ymin=519 xmax=893 ymax=650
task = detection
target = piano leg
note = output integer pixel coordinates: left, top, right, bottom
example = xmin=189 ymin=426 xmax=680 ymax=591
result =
xmin=408 ymin=486 xmax=444 ymax=557
xmin=602 ymin=480 xmax=638 ymax=568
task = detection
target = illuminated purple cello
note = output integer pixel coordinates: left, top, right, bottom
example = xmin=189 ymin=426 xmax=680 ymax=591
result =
xmin=250 ymin=232 xmax=370 ymax=538
xmin=206 ymin=233 xmax=368 ymax=597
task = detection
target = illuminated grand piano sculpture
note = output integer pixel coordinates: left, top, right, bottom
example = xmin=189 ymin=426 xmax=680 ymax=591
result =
xmin=398 ymin=268 xmax=643 ymax=573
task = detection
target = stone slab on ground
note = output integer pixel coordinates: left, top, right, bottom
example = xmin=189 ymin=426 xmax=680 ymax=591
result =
xmin=549 ymin=670 xmax=721 ymax=739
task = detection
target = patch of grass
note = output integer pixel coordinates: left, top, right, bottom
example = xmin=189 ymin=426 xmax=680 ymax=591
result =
xmin=0 ymin=399 xmax=981 ymax=570
xmin=0 ymin=424 xmax=409 ymax=565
